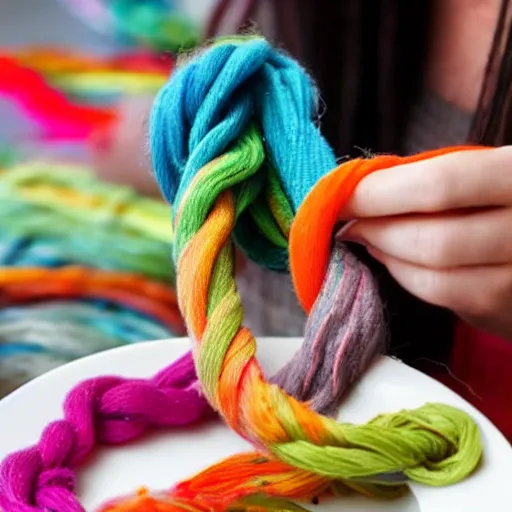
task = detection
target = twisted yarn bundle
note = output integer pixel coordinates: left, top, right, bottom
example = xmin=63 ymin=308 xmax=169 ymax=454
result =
xmin=0 ymin=161 xmax=176 ymax=281
xmin=0 ymin=161 xmax=185 ymax=398
xmin=0 ymin=269 xmax=179 ymax=398
xmin=146 ymin=36 xmax=482 ymax=507
xmin=0 ymin=352 xmax=208 ymax=512
xmin=0 ymin=49 xmax=175 ymax=146
xmin=0 ymin=37 xmax=483 ymax=512
xmin=0 ymin=55 xmax=116 ymax=140
xmin=8 ymin=48 xmax=172 ymax=99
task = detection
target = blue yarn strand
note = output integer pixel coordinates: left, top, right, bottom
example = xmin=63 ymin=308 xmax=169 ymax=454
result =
xmin=150 ymin=37 xmax=337 ymax=219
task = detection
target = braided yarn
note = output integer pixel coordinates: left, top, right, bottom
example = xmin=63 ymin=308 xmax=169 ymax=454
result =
xmin=0 ymin=37 xmax=483 ymax=512
xmin=0 ymin=352 xmax=208 ymax=512
xmin=146 ymin=36 xmax=482 ymax=507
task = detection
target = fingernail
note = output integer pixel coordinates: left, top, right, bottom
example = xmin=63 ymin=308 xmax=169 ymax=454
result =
xmin=341 ymin=233 xmax=366 ymax=245
xmin=365 ymin=244 xmax=381 ymax=259
xmin=336 ymin=220 xmax=367 ymax=246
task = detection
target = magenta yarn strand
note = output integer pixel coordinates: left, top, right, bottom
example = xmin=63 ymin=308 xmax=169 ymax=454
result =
xmin=0 ymin=353 xmax=209 ymax=512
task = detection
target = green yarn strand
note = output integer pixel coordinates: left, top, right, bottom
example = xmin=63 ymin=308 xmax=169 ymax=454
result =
xmin=174 ymin=125 xmax=265 ymax=258
xmin=270 ymin=403 xmax=481 ymax=487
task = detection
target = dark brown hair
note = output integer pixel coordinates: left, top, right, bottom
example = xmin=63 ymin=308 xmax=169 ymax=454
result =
xmin=470 ymin=0 xmax=512 ymax=144
xmin=274 ymin=0 xmax=432 ymax=155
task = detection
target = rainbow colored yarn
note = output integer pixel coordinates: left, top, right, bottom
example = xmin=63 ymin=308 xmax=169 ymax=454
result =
xmin=147 ymin=36 xmax=482 ymax=506
xmin=0 ymin=267 xmax=181 ymax=398
xmin=8 ymin=48 xmax=172 ymax=99
xmin=0 ymin=161 xmax=175 ymax=281
xmin=0 ymin=49 xmax=174 ymax=145
xmin=0 ymin=161 xmax=185 ymax=398
xmin=0 ymin=54 xmax=116 ymax=140
xmin=0 ymin=37 xmax=483 ymax=512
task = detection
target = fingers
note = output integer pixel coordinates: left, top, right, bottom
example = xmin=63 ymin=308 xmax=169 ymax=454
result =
xmin=343 ymin=207 xmax=512 ymax=268
xmin=342 ymin=147 xmax=512 ymax=219
xmin=366 ymin=247 xmax=512 ymax=323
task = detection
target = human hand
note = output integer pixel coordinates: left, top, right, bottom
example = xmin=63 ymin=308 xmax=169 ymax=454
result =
xmin=340 ymin=147 xmax=512 ymax=339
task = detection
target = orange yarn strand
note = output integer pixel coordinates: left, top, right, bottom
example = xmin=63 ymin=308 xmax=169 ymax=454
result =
xmin=290 ymin=146 xmax=486 ymax=312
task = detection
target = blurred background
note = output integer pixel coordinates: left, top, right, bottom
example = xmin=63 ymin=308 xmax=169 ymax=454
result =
xmin=0 ymin=0 xmax=270 ymax=397
xmin=0 ymin=0 xmax=228 ymax=159
xmin=0 ymin=0 xmax=425 ymax=399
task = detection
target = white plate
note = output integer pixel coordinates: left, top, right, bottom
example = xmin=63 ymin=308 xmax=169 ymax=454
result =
xmin=0 ymin=338 xmax=510 ymax=511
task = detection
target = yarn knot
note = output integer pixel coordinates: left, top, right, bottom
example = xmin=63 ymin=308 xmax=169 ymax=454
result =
xmin=150 ymin=36 xmax=336 ymax=272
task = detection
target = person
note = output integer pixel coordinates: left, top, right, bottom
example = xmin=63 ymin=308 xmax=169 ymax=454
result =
xmin=89 ymin=0 xmax=512 ymax=440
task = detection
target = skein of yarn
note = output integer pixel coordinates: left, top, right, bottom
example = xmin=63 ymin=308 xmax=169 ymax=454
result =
xmin=0 ymin=161 xmax=176 ymax=281
xmin=0 ymin=301 xmax=172 ymax=398
xmin=4 ymin=47 xmax=173 ymax=106
xmin=0 ymin=55 xmax=116 ymax=140
xmin=0 ymin=37 xmax=483 ymax=512
xmin=0 ymin=161 xmax=185 ymax=399
xmin=0 ymin=352 xmax=209 ymax=512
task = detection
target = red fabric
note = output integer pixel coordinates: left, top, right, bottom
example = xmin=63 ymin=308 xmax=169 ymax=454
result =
xmin=433 ymin=322 xmax=512 ymax=442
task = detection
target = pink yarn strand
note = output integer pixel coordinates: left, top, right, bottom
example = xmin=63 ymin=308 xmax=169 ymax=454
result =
xmin=0 ymin=352 xmax=209 ymax=512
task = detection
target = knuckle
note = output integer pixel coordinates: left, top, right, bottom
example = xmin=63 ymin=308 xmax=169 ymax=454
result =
xmin=491 ymin=146 xmax=512 ymax=188
xmin=411 ymin=223 xmax=453 ymax=267
xmin=420 ymin=164 xmax=454 ymax=211
xmin=349 ymin=178 xmax=380 ymax=217
xmin=415 ymin=268 xmax=450 ymax=305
